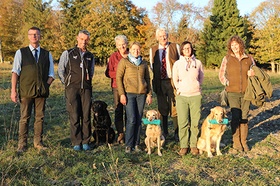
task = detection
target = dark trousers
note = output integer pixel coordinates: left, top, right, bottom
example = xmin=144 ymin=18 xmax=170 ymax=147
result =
xmin=65 ymin=88 xmax=92 ymax=146
xmin=113 ymin=88 xmax=125 ymax=134
xmin=156 ymin=79 xmax=177 ymax=135
xmin=18 ymin=97 xmax=46 ymax=147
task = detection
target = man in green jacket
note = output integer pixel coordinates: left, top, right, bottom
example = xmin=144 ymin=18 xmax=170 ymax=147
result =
xmin=11 ymin=27 xmax=55 ymax=153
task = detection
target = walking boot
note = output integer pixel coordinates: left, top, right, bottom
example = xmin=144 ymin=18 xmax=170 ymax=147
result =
xmin=190 ymin=147 xmax=199 ymax=155
xmin=240 ymin=123 xmax=249 ymax=152
xmin=178 ymin=148 xmax=188 ymax=156
xmin=230 ymin=124 xmax=243 ymax=154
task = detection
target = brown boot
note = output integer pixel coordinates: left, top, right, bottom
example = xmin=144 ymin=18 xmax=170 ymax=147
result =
xmin=240 ymin=123 xmax=249 ymax=152
xmin=178 ymin=148 xmax=188 ymax=156
xmin=232 ymin=124 xmax=243 ymax=151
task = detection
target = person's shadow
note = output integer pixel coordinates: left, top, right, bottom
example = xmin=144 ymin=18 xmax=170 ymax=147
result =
xmin=247 ymin=90 xmax=280 ymax=148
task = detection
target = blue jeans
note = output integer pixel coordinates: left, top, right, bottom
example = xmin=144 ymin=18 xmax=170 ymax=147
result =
xmin=125 ymin=93 xmax=146 ymax=148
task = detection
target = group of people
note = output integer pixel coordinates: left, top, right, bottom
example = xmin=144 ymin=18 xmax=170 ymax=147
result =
xmin=11 ymin=26 xmax=255 ymax=156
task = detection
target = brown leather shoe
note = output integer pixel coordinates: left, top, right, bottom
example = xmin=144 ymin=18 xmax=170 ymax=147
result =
xmin=17 ymin=146 xmax=27 ymax=153
xmin=134 ymin=145 xmax=142 ymax=152
xmin=190 ymin=147 xmax=199 ymax=155
xmin=34 ymin=144 xmax=48 ymax=151
xmin=178 ymin=148 xmax=188 ymax=156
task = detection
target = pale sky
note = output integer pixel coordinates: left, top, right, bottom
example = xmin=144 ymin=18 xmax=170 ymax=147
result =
xmin=131 ymin=0 xmax=265 ymax=16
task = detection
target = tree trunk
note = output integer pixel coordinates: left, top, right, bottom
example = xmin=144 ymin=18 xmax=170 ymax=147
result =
xmin=0 ymin=40 xmax=3 ymax=63
xmin=271 ymin=61 xmax=275 ymax=73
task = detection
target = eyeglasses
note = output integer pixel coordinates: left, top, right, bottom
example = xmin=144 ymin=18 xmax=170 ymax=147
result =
xmin=28 ymin=34 xmax=40 ymax=37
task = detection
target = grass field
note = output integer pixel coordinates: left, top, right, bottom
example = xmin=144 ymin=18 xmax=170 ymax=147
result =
xmin=0 ymin=63 xmax=280 ymax=185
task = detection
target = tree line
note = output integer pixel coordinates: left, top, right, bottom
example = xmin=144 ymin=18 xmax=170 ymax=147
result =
xmin=0 ymin=0 xmax=279 ymax=72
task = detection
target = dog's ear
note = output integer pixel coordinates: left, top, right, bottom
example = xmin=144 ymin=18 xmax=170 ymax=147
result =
xmin=155 ymin=110 xmax=161 ymax=119
xmin=102 ymin=101 xmax=108 ymax=109
xmin=145 ymin=110 xmax=149 ymax=118
xmin=91 ymin=101 xmax=96 ymax=110
xmin=209 ymin=108 xmax=215 ymax=119
xmin=223 ymin=108 xmax=227 ymax=118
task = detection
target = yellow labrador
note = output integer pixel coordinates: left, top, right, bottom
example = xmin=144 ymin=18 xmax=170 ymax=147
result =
xmin=197 ymin=106 xmax=227 ymax=157
xmin=144 ymin=110 xmax=165 ymax=156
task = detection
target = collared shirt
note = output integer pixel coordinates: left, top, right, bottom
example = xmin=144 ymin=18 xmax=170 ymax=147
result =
xmin=150 ymin=42 xmax=180 ymax=79
xmin=12 ymin=44 xmax=55 ymax=78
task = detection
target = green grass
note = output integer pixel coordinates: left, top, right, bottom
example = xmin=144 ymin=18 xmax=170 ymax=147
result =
xmin=1 ymin=63 xmax=280 ymax=185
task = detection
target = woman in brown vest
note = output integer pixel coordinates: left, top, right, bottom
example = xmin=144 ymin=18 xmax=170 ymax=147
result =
xmin=219 ymin=35 xmax=255 ymax=154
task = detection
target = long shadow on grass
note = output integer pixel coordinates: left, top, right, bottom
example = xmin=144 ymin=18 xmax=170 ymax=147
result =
xmin=45 ymin=90 xmax=114 ymax=149
xmin=248 ymin=104 xmax=280 ymax=148
xmin=246 ymin=87 xmax=280 ymax=148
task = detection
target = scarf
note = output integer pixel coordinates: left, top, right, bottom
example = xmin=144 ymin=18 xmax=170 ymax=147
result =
xmin=128 ymin=53 xmax=142 ymax=66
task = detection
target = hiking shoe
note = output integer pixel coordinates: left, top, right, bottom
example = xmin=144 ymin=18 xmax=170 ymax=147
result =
xmin=134 ymin=145 xmax=142 ymax=152
xmin=82 ymin=144 xmax=90 ymax=151
xmin=190 ymin=147 xmax=199 ymax=155
xmin=34 ymin=144 xmax=48 ymax=151
xmin=125 ymin=146 xmax=132 ymax=153
xmin=17 ymin=146 xmax=27 ymax=153
xmin=178 ymin=148 xmax=188 ymax=156
xmin=73 ymin=145 xmax=81 ymax=151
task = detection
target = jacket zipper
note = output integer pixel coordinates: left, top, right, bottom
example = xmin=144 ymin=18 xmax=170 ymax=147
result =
xmin=80 ymin=51 xmax=84 ymax=89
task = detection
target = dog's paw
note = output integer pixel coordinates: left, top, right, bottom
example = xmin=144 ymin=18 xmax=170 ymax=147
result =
xmin=158 ymin=152 xmax=162 ymax=156
xmin=207 ymin=153 xmax=214 ymax=158
xmin=216 ymin=151 xmax=223 ymax=156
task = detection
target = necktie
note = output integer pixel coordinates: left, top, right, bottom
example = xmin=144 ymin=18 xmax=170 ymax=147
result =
xmin=34 ymin=49 xmax=38 ymax=62
xmin=161 ymin=48 xmax=167 ymax=79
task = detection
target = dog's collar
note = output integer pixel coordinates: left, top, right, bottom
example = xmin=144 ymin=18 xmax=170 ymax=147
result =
xmin=142 ymin=118 xmax=161 ymax=125
xmin=208 ymin=119 xmax=229 ymax=125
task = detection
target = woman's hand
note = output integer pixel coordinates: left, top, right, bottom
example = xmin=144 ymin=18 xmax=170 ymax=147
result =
xmin=146 ymin=94 xmax=152 ymax=105
xmin=247 ymin=69 xmax=255 ymax=77
xmin=120 ymin=94 xmax=127 ymax=105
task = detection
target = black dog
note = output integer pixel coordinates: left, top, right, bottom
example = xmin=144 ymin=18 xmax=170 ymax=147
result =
xmin=92 ymin=100 xmax=115 ymax=145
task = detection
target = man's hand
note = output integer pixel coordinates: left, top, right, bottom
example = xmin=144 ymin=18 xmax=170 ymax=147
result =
xmin=11 ymin=91 xmax=18 ymax=103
